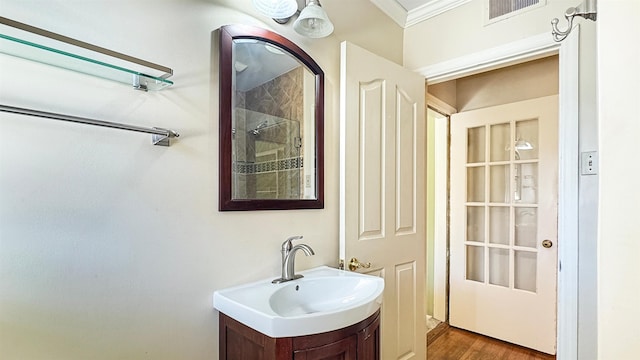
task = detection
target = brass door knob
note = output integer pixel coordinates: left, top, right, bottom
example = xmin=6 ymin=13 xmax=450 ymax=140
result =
xmin=348 ymin=257 xmax=372 ymax=271
xmin=542 ymin=240 xmax=553 ymax=248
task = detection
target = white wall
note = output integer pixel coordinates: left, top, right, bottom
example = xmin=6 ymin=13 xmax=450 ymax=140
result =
xmin=0 ymin=1 xmax=402 ymax=358
xmin=404 ymin=1 xmax=598 ymax=358
xmin=597 ymin=0 xmax=640 ymax=357
xmin=404 ymin=0 xmax=569 ymax=68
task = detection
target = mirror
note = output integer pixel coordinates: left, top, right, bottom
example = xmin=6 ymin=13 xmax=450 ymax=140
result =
xmin=219 ymin=25 xmax=324 ymax=211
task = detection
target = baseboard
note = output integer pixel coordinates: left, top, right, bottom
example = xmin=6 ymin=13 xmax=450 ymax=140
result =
xmin=427 ymin=321 xmax=450 ymax=344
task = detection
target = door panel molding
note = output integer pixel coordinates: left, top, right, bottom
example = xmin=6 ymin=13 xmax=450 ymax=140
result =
xmin=359 ymin=80 xmax=386 ymax=240
xmin=395 ymin=261 xmax=417 ymax=359
xmin=396 ymin=88 xmax=417 ymax=235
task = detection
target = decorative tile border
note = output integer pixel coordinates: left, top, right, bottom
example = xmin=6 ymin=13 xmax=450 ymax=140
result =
xmin=234 ymin=157 xmax=303 ymax=174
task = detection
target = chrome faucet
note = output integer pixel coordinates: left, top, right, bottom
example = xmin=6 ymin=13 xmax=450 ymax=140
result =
xmin=272 ymin=236 xmax=315 ymax=284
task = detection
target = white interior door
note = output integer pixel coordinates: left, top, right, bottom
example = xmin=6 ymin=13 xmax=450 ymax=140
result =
xmin=339 ymin=41 xmax=426 ymax=360
xmin=449 ymin=95 xmax=558 ymax=355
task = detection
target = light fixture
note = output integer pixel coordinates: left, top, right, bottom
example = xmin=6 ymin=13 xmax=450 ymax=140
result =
xmin=514 ymin=138 xmax=533 ymax=151
xmin=234 ymin=61 xmax=248 ymax=73
xmin=252 ymin=0 xmax=334 ymax=39
xmin=264 ymin=44 xmax=285 ymax=55
xmin=293 ymin=0 xmax=334 ymax=38
xmin=252 ymin=0 xmax=298 ymax=20
xmin=505 ymin=137 xmax=534 ymax=160
xmin=505 ymin=137 xmax=534 ymax=152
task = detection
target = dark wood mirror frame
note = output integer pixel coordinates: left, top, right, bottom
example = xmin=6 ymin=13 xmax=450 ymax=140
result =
xmin=218 ymin=25 xmax=324 ymax=211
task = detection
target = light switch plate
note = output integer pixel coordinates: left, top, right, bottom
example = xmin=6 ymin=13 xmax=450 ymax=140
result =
xmin=581 ymin=151 xmax=598 ymax=175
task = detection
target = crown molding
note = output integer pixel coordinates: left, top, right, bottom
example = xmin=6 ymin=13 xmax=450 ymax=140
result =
xmin=369 ymin=0 xmax=408 ymax=27
xmin=370 ymin=0 xmax=471 ymax=28
xmin=406 ymin=0 xmax=472 ymax=27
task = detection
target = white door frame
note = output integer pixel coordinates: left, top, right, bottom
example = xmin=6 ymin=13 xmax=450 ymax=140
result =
xmin=416 ymin=28 xmax=580 ymax=359
xmin=425 ymin=102 xmax=454 ymax=324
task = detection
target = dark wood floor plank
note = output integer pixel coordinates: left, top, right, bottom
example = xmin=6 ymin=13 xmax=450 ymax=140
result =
xmin=427 ymin=322 xmax=450 ymax=344
xmin=427 ymin=326 xmax=556 ymax=360
xmin=428 ymin=326 xmax=476 ymax=360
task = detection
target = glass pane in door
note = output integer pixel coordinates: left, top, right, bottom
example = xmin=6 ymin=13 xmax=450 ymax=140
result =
xmin=489 ymin=248 xmax=509 ymax=287
xmin=515 ymin=250 xmax=537 ymax=292
xmin=466 ymin=245 xmax=485 ymax=282
xmin=518 ymin=163 xmax=538 ymax=204
xmin=515 ymin=207 xmax=537 ymax=248
xmin=490 ymin=123 xmax=510 ymax=162
xmin=467 ymin=166 xmax=485 ymax=202
xmin=515 ymin=119 xmax=538 ymax=160
xmin=467 ymin=206 xmax=485 ymax=243
xmin=467 ymin=126 xmax=485 ymax=163
xmin=490 ymin=165 xmax=509 ymax=203
xmin=489 ymin=206 xmax=509 ymax=245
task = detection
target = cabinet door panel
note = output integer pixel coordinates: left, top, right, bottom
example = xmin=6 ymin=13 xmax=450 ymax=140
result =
xmin=220 ymin=311 xmax=380 ymax=360
xmin=293 ymin=336 xmax=357 ymax=360
xmin=220 ymin=313 xmax=282 ymax=360
xmin=358 ymin=313 xmax=380 ymax=360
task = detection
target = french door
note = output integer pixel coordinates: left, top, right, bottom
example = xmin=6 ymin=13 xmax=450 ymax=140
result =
xmin=449 ymin=95 xmax=559 ymax=354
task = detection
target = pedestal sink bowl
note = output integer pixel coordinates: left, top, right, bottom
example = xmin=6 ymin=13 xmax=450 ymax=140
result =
xmin=213 ymin=266 xmax=384 ymax=337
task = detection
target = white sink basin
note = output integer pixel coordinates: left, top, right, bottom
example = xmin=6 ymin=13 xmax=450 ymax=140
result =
xmin=213 ymin=266 xmax=384 ymax=337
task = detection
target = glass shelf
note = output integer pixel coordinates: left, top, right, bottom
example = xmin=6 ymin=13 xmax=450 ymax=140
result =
xmin=0 ymin=16 xmax=173 ymax=91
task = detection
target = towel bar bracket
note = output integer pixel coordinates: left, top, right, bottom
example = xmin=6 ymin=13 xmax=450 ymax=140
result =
xmin=152 ymin=128 xmax=179 ymax=146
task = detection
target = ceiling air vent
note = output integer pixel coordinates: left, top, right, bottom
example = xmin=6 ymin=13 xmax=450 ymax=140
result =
xmin=487 ymin=0 xmax=545 ymax=23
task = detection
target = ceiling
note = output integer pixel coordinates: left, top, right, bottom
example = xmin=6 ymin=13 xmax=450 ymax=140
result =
xmin=370 ymin=0 xmax=472 ymax=28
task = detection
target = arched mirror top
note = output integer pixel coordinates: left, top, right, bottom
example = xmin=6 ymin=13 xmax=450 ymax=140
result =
xmin=219 ymin=25 xmax=324 ymax=211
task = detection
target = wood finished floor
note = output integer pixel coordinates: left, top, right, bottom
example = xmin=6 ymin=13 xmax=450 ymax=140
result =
xmin=427 ymin=323 xmax=556 ymax=360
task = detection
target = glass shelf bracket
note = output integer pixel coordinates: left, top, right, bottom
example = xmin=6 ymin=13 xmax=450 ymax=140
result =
xmin=0 ymin=16 xmax=173 ymax=91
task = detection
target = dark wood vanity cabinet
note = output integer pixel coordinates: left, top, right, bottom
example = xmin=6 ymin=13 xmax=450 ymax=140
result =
xmin=219 ymin=310 xmax=380 ymax=360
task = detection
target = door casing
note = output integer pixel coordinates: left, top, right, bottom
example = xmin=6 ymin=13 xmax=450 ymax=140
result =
xmin=419 ymin=29 xmax=581 ymax=358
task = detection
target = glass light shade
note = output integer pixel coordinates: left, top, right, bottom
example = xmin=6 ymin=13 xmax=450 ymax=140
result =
xmin=253 ymin=0 xmax=298 ymax=19
xmin=293 ymin=3 xmax=334 ymax=38
xmin=515 ymin=138 xmax=534 ymax=150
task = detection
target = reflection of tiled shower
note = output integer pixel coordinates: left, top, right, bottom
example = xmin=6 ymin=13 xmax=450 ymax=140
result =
xmin=233 ymin=67 xmax=304 ymax=199
xmin=246 ymin=110 xmax=302 ymax=199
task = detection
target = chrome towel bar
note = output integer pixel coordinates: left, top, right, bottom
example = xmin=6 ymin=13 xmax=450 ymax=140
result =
xmin=0 ymin=104 xmax=179 ymax=146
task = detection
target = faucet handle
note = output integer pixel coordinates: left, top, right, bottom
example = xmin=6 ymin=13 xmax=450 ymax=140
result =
xmin=281 ymin=235 xmax=303 ymax=251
